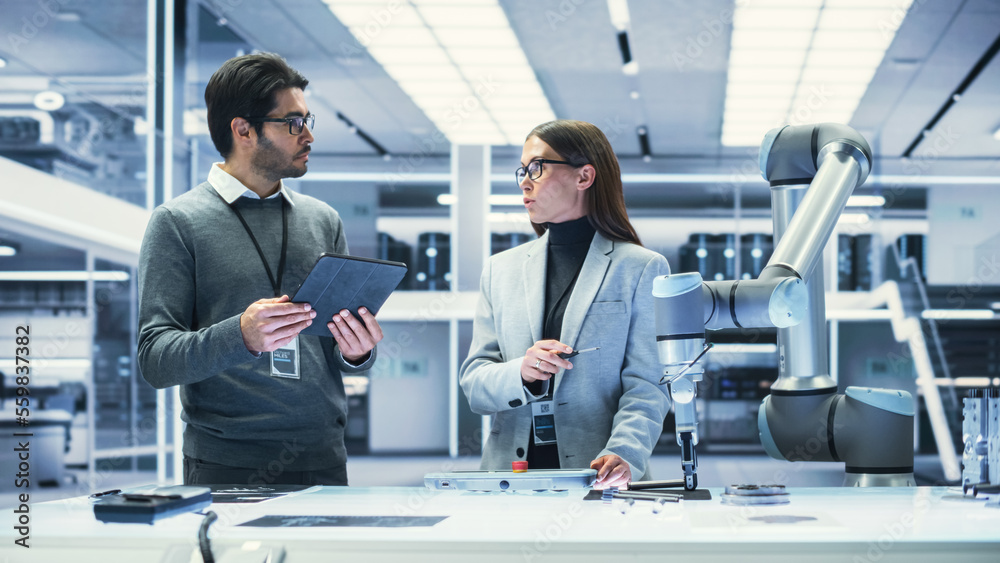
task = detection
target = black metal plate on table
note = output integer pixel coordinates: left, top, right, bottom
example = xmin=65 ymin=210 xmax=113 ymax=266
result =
xmin=209 ymin=484 xmax=315 ymax=504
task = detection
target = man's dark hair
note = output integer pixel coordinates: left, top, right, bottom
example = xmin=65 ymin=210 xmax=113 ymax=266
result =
xmin=205 ymin=52 xmax=308 ymax=158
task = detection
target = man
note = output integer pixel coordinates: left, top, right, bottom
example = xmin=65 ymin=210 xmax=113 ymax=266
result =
xmin=138 ymin=53 xmax=382 ymax=486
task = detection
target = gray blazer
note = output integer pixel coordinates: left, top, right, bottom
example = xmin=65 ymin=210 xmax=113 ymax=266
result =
xmin=459 ymin=230 xmax=672 ymax=480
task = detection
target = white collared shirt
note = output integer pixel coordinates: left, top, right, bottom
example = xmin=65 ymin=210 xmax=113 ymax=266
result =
xmin=207 ymin=162 xmax=296 ymax=206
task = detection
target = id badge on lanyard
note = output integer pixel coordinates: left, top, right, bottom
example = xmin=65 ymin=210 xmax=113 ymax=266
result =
xmin=271 ymin=336 xmax=300 ymax=379
xmin=531 ymin=399 xmax=557 ymax=446
xmin=221 ymin=192 xmax=298 ymax=380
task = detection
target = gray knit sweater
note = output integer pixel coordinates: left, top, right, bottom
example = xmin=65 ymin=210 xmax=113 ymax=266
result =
xmin=137 ymin=182 xmax=375 ymax=471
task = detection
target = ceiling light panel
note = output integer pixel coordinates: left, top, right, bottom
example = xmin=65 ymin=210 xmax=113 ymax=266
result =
xmin=750 ymin=0 xmax=823 ymax=6
xmin=325 ymin=0 xmax=555 ymax=146
xmin=366 ymin=27 xmax=438 ymax=48
xmin=417 ymin=5 xmax=509 ymax=27
xmin=332 ymin=3 xmax=425 ymax=27
xmin=367 ymin=46 xmax=453 ymax=66
xmin=730 ymin=30 xmax=813 ymax=50
xmin=722 ymin=1 xmax=913 ymax=147
xmin=726 ymin=68 xmax=800 ymax=84
xmin=811 ymin=31 xmax=894 ymax=50
xmin=816 ymin=8 xmax=898 ymax=29
xmin=728 ymin=50 xmax=807 ymax=68
xmin=382 ymin=64 xmax=468 ymax=82
xmin=433 ymin=28 xmax=520 ymax=47
xmin=805 ymin=50 xmax=886 ymax=68
xmin=448 ymin=49 xmax=531 ymax=67
xmin=733 ymin=9 xmax=821 ymax=29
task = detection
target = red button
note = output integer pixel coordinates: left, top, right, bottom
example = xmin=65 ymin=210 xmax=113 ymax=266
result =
xmin=511 ymin=461 xmax=528 ymax=473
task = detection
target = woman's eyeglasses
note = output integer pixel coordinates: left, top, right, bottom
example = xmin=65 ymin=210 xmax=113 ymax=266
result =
xmin=514 ymin=158 xmax=576 ymax=187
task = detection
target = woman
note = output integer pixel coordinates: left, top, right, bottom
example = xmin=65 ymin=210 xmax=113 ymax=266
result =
xmin=459 ymin=119 xmax=671 ymax=489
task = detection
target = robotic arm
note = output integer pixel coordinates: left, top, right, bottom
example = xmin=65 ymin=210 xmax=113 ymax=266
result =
xmin=654 ymin=124 xmax=915 ymax=489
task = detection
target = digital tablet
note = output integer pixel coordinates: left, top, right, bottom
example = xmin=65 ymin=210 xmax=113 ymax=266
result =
xmin=291 ymin=253 xmax=408 ymax=337
xmin=92 ymin=485 xmax=212 ymax=524
xmin=424 ymin=469 xmax=597 ymax=491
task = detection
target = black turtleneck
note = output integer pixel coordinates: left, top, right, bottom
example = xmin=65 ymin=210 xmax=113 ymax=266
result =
xmin=528 ymin=215 xmax=596 ymax=469
xmin=543 ymin=216 xmax=596 ymax=341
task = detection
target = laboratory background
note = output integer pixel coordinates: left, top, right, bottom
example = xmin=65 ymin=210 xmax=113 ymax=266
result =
xmin=0 ymin=0 xmax=999 ymax=552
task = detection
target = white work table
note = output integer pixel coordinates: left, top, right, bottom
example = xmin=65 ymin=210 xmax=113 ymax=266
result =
xmin=3 ymin=485 xmax=998 ymax=562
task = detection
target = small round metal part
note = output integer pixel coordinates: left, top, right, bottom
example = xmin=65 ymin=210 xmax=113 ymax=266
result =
xmin=725 ymin=484 xmax=787 ymax=495
xmin=720 ymin=484 xmax=790 ymax=506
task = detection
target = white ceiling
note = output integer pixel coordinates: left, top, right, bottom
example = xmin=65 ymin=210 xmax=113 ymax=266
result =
xmin=0 ymin=0 xmax=998 ymax=245
xmin=3 ymin=0 xmax=997 ymax=158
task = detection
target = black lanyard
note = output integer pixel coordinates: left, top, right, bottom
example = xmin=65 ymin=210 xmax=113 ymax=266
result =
xmin=219 ymin=191 xmax=289 ymax=297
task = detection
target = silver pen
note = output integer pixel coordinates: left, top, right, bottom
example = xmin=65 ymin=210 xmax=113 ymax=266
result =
xmin=559 ymin=346 xmax=600 ymax=359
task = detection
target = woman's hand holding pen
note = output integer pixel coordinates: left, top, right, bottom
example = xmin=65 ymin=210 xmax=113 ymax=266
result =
xmin=521 ymin=339 xmax=574 ymax=383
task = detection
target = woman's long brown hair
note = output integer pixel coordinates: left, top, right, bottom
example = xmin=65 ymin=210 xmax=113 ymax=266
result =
xmin=526 ymin=120 xmax=642 ymax=246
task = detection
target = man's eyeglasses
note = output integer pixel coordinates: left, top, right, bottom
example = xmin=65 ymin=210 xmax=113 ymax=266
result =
xmin=246 ymin=114 xmax=315 ymax=135
xmin=515 ymin=159 xmax=577 ymax=187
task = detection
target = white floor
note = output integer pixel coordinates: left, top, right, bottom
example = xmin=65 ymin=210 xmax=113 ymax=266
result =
xmin=0 ymin=453 xmax=954 ymax=510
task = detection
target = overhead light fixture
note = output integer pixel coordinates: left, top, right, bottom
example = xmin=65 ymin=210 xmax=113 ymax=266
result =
xmin=0 ymin=271 xmax=130 ymax=281
xmin=637 ymin=126 xmax=652 ymax=162
xmin=846 ymin=195 xmax=885 ymax=207
xmin=606 ymin=0 xmax=631 ymax=31
xmin=722 ymin=1 xmax=914 ymax=146
xmin=838 ymin=213 xmax=870 ymax=225
xmin=0 ymin=238 xmax=19 ymax=257
xmin=438 ymin=194 xmax=524 ymax=206
xmin=133 ymin=116 xmax=149 ymax=136
xmin=921 ymin=309 xmax=995 ymax=320
xmin=607 ymin=0 xmax=637 ymax=76
xmin=337 ymin=111 xmax=389 ymax=156
xmin=0 ymin=56 xmax=7 ymax=68
xmin=183 ymin=109 xmax=209 ymax=137
xmin=53 ymin=11 xmax=82 ymax=22
xmin=489 ymin=212 xmax=530 ymax=223
xmin=994 ymin=126 xmax=1000 ymax=141
xmin=324 ymin=0 xmax=556 ymax=146
xmin=33 ymin=90 xmax=65 ymax=111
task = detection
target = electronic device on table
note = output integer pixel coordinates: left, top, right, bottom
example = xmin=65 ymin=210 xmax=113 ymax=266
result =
xmin=424 ymin=469 xmax=596 ymax=491
xmin=92 ymin=485 xmax=211 ymax=524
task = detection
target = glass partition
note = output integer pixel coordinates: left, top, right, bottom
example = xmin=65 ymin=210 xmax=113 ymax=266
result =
xmin=0 ymin=1 xmax=150 ymax=208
